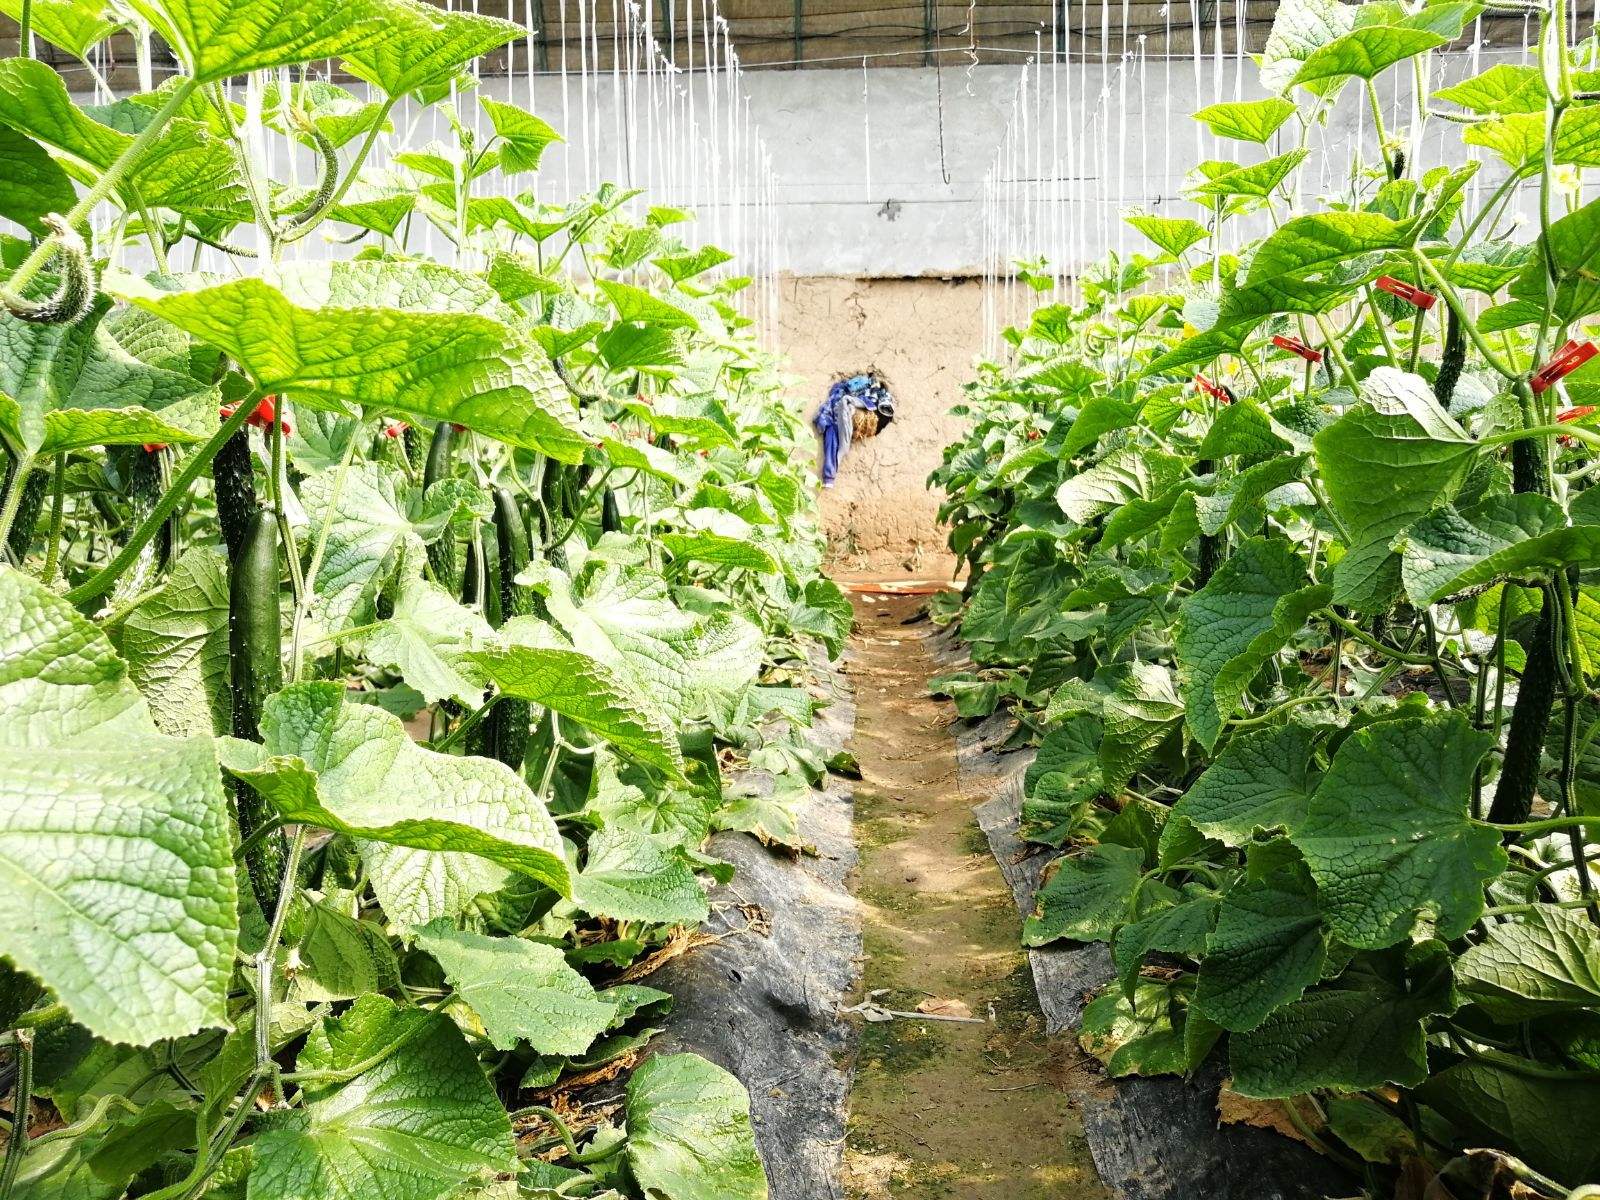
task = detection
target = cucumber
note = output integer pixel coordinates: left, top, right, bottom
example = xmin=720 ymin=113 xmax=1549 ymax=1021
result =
xmin=1434 ymin=306 xmax=1465 ymax=412
xmin=111 ymin=447 xmax=171 ymax=602
xmin=1491 ymin=422 xmax=1559 ymax=826
xmin=228 ymin=508 xmax=286 ymax=910
xmin=423 ymin=423 xmax=460 ymax=590
xmin=482 ymin=488 xmax=532 ymax=770
xmin=2 ymin=459 xmax=48 ymax=563
xmin=601 ymin=488 xmax=621 ymax=533
xmin=212 ymin=426 xmax=257 ymax=564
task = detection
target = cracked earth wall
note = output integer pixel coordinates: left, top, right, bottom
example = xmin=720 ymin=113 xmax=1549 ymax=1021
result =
xmin=778 ymin=275 xmax=979 ymax=577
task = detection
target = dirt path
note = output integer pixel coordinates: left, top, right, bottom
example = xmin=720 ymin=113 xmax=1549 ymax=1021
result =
xmin=840 ymin=592 xmax=1108 ymax=1200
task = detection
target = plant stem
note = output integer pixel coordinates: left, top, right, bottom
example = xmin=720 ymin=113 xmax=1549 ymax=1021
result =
xmin=67 ymin=400 xmax=257 ymax=607
xmin=5 ymin=78 xmax=201 ymax=301
xmin=0 ymin=453 xmax=35 ymax=554
xmin=0 ymin=1030 xmax=33 ymax=1200
xmin=39 ymin=455 xmax=65 ymax=585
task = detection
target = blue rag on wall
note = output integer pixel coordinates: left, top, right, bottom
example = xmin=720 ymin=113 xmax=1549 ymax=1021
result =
xmin=813 ymin=374 xmax=895 ymax=486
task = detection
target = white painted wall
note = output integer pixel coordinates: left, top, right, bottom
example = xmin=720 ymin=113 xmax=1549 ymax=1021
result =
xmin=487 ymin=47 xmax=1534 ymax=279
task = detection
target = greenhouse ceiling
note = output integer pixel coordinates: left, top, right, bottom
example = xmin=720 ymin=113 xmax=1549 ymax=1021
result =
xmin=5 ymin=0 xmax=1535 ymax=84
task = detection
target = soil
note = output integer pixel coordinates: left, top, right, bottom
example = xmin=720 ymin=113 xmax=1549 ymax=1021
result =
xmin=839 ymin=591 xmax=1109 ymax=1200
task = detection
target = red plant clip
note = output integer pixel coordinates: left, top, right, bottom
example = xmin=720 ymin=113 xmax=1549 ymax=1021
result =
xmin=221 ymin=396 xmax=290 ymax=435
xmin=1194 ymin=373 xmax=1234 ymax=403
xmin=141 ymin=443 xmax=168 ymax=453
xmin=450 ymin=423 xmax=468 ymax=433
xmin=382 ymin=420 xmax=408 ymax=439
xmin=1271 ymin=335 xmax=1323 ymax=364
xmin=1375 ymin=275 xmax=1437 ymax=310
xmin=1558 ymin=404 xmax=1596 ymax=445
xmin=1532 ymin=341 xmax=1599 ymax=394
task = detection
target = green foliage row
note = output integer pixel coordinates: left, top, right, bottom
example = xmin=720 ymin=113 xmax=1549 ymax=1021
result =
xmin=934 ymin=1 xmax=1600 ymax=1193
xmin=0 ymin=2 xmax=842 ymax=1197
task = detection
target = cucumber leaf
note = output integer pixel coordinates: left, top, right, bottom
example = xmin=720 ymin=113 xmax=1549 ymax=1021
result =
xmin=0 ymin=566 xmax=237 ymax=1045
xmin=1399 ymin=493 xmax=1600 ymax=605
xmin=1175 ymin=537 xmax=1329 ymax=749
xmin=625 ymin=1054 xmax=767 ymax=1200
xmin=1293 ymin=711 xmax=1504 ymax=948
xmin=415 ymin=922 xmax=616 ymax=1054
xmin=249 ymin=995 xmax=517 ymax=1200
xmin=219 ymin=682 xmax=571 ymax=924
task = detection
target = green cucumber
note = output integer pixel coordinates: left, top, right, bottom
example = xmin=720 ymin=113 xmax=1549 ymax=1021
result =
xmin=2 ymin=458 xmax=48 ymax=563
xmin=1434 ymin=306 xmax=1465 ymax=412
xmin=111 ymin=448 xmax=171 ymax=602
xmin=228 ymin=508 xmax=286 ymax=911
xmin=212 ymin=426 xmax=257 ymax=564
xmin=423 ymin=423 xmax=460 ymax=590
xmin=601 ymin=488 xmax=621 ymax=533
xmin=482 ymin=488 xmax=532 ymax=770
xmin=1491 ymin=424 xmax=1559 ymax=826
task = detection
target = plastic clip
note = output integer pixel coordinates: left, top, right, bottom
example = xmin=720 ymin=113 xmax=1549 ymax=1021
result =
xmin=1375 ymin=275 xmax=1437 ymax=310
xmin=1531 ymin=340 xmax=1599 ymax=394
xmin=1194 ymin=373 xmax=1233 ymax=403
xmin=1271 ymin=335 xmax=1323 ymax=364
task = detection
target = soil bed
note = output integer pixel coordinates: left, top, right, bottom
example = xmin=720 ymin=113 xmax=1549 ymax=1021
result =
xmin=840 ymin=592 xmax=1107 ymax=1200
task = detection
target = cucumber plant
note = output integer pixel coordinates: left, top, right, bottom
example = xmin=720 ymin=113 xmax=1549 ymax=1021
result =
xmin=0 ymin=3 xmax=847 ymax=1197
xmin=935 ymin=2 xmax=1600 ymax=1192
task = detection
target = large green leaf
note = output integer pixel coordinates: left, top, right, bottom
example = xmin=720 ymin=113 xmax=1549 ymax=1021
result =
xmin=570 ymin=828 xmax=709 ymax=926
xmin=1503 ymin=194 xmax=1600 ymax=325
xmin=250 ymin=995 xmax=516 ymax=1200
xmin=1399 ymin=493 xmax=1600 ymax=605
xmin=1220 ymin=212 xmax=1411 ymax=321
xmin=0 ymin=566 xmax=237 ymax=1045
xmin=1291 ymin=25 xmax=1448 ymax=86
xmin=108 ymin=271 xmax=588 ymax=462
xmin=415 ymin=923 xmax=616 ymax=1054
xmin=1056 ymin=448 xmax=1173 ymax=524
xmin=0 ymin=60 xmax=245 ymax=218
xmin=300 ymin=464 xmax=483 ymax=631
xmin=537 ymin=561 xmax=760 ymax=726
xmin=0 ymin=295 xmax=213 ymax=455
xmin=660 ymin=530 xmax=780 ymax=574
xmin=0 ymin=0 xmax=121 ymax=59
xmin=1125 ymin=214 xmax=1210 ymax=258
xmin=1188 ymin=150 xmax=1307 ymax=199
xmin=467 ymin=635 xmax=685 ymax=777
xmin=1457 ymin=907 xmax=1600 ymax=1021
xmin=1021 ymin=715 xmax=1105 ymax=845
xmin=361 ymin=575 xmax=493 ymax=708
xmin=1194 ymin=867 xmax=1326 ymax=1031
xmin=1022 ymin=843 xmax=1147 ymax=947
xmin=0 ymin=127 xmax=76 ymax=236
xmin=1314 ymin=368 xmax=1479 ymax=611
xmin=1419 ymin=1059 xmax=1600 ymax=1185
xmin=128 ymin=0 xmax=394 ymax=83
xmin=1293 ymin=711 xmax=1505 ymax=948
xmin=1260 ymin=0 xmax=1357 ymax=93
xmin=342 ymin=0 xmax=523 ymax=98
xmin=1434 ymin=63 xmax=1546 ymax=115
xmin=1166 ymin=723 xmax=1317 ymax=846
xmin=625 ymin=1054 xmax=768 ymax=1200
xmin=1176 ymin=537 xmax=1330 ymax=749
xmin=1192 ymin=97 xmax=1296 ymax=143
xmin=1230 ymin=949 xmax=1455 ymax=1097
xmin=480 ymin=97 xmax=562 ymax=173
xmin=219 ymin=682 xmax=570 ymax=925
xmin=120 ymin=545 xmax=231 ymax=738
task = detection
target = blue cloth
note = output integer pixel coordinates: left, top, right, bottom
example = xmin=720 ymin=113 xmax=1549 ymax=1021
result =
xmin=813 ymin=374 xmax=895 ymax=485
